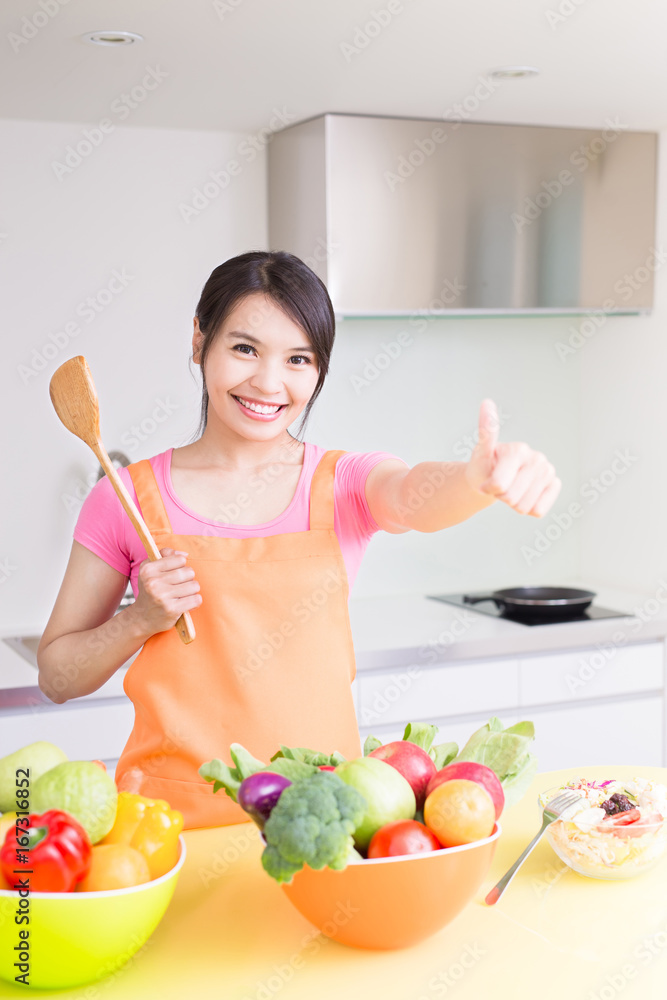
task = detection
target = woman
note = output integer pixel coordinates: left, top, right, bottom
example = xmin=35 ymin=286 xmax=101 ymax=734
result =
xmin=37 ymin=251 xmax=561 ymax=829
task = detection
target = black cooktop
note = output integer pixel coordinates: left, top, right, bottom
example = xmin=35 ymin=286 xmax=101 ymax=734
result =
xmin=427 ymin=592 xmax=629 ymax=626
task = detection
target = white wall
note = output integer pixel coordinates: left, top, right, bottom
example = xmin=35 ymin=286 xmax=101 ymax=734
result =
xmin=316 ymin=314 xmax=582 ymax=597
xmin=578 ymin=130 xmax=667 ymax=594
xmin=0 ymin=117 xmax=267 ymax=633
xmin=9 ymin=113 xmax=651 ymax=641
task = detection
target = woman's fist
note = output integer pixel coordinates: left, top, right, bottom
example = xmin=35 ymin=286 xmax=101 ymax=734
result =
xmin=131 ymin=548 xmax=202 ymax=636
xmin=465 ymin=399 xmax=562 ymax=517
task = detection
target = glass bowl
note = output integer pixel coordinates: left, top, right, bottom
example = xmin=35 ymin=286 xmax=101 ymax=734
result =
xmin=540 ymin=784 xmax=667 ymax=880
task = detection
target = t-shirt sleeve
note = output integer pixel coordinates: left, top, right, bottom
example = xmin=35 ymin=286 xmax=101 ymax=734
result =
xmin=72 ymin=469 xmax=135 ymax=577
xmin=335 ymin=450 xmax=409 ymax=535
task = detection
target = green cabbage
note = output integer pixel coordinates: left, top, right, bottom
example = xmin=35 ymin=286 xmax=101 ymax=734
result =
xmin=454 ymin=718 xmax=538 ymax=807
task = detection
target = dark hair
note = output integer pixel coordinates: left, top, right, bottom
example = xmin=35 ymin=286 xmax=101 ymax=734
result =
xmin=189 ymin=250 xmax=336 ymax=442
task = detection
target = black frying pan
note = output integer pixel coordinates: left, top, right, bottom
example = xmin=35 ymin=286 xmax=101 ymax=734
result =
xmin=463 ymin=586 xmax=596 ymax=622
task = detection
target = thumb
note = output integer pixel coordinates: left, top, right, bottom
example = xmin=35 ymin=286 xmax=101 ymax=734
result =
xmin=476 ymin=399 xmax=500 ymax=458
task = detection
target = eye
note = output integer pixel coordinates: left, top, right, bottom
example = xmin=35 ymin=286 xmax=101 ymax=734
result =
xmin=232 ymin=343 xmax=256 ymax=355
xmin=289 ymin=355 xmax=313 ymax=365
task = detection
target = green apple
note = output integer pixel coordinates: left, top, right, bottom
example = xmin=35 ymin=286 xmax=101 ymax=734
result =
xmin=0 ymin=741 xmax=68 ymax=812
xmin=335 ymin=756 xmax=416 ymax=852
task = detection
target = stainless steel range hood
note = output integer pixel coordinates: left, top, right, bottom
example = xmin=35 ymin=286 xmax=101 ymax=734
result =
xmin=268 ymin=113 xmax=658 ymax=316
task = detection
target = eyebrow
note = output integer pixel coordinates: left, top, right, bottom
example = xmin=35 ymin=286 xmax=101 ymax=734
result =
xmin=225 ymin=330 xmax=315 ymax=353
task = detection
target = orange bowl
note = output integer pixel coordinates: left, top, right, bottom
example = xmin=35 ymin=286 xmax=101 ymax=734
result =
xmin=281 ymin=823 xmax=500 ymax=950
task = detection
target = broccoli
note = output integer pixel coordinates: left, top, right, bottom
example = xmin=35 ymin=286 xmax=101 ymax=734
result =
xmin=261 ymin=770 xmax=367 ymax=884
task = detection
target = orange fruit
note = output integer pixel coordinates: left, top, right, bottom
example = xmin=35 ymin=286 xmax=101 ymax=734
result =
xmin=424 ymin=778 xmax=495 ymax=847
xmin=77 ymin=843 xmax=151 ymax=892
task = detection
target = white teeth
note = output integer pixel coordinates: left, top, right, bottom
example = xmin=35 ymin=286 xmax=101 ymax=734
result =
xmin=236 ymin=396 xmax=282 ymax=414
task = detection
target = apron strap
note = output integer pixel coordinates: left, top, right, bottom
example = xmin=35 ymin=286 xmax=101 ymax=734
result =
xmin=126 ymin=459 xmax=173 ymax=535
xmin=125 ymin=449 xmax=343 ymax=535
xmin=309 ymin=450 xmax=345 ymax=531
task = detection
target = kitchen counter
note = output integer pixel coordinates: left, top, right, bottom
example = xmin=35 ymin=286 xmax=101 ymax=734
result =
xmin=5 ymin=578 xmax=667 ymax=686
xmin=3 ymin=765 xmax=666 ymax=999
xmin=348 ymin=578 xmax=667 ymax=669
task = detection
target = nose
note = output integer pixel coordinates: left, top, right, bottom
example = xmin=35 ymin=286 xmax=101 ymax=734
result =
xmin=248 ymin=357 xmax=286 ymax=397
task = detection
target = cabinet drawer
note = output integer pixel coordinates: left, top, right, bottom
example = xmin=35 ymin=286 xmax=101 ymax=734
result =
xmin=529 ymin=695 xmax=663 ymax=771
xmin=519 ymin=642 xmax=663 ymax=707
xmin=0 ymin=702 xmax=135 ymax=761
xmin=357 ymin=658 xmax=519 ymax=728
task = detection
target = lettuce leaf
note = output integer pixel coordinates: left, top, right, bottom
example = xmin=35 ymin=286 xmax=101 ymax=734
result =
xmin=199 ymin=744 xmax=317 ymax=802
xmin=402 ymin=722 xmax=439 ymax=751
xmin=402 ymin=723 xmax=458 ymax=768
xmin=363 ymin=735 xmax=382 ymax=756
xmin=362 ymin=723 xmax=458 ymax=767
xmin=430 ymin=741 xmax=458 ymax=769
xmin=454 ymin=717 xmax=538 ymax=807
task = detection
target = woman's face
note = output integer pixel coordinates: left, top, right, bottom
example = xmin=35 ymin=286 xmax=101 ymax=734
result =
xmin=193 ymin=292 xmax=320 ymax=441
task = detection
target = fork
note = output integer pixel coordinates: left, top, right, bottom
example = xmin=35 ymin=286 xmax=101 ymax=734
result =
xmin=485 ymin=790 xmax=581 ymax=905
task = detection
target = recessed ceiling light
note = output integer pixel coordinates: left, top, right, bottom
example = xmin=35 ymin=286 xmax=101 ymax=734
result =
xmin=489 ymin=66 xmax=540 ymax=79
xmin=81 ymin=30 xmax=144 ymax=46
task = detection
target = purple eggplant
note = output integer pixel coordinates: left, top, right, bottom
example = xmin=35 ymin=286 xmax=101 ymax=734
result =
xmin=237 ymin=771 xmax=292 ymax=828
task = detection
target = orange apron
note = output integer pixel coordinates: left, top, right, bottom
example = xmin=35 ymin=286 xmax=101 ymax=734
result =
xmin=114 ymin=449 xmax=362 ymax=829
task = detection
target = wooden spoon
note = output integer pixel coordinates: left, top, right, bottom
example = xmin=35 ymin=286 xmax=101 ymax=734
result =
xmin=49 ymin=355 xmax=195 ymax=644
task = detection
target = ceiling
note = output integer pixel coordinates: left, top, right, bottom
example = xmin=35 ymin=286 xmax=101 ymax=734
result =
xmin=1 ymin=0 xmax=666 ymax=135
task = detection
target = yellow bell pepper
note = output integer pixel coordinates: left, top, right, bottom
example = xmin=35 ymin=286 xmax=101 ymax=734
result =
xmin=100 ymin=793 xmax=149 ymax=845
xmin=100 ymin=792 xmax=183 ymax=879
xmin=0 ymin=812 xmax=18 ymax=848
xmin=131 ymin=802 xmax=184 ymax=880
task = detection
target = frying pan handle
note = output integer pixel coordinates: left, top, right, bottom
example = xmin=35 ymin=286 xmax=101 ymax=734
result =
xmin=463 ymin=594 xmax=500 ymax=607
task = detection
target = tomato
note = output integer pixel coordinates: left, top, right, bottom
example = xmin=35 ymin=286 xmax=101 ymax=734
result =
xmin=424 ymin=779 xmax=496 ymax=847
xmin=606 ymin=808 xmax=641 ymax=826
xmin=603 ymin=809 xmax=661 ymax=839
xmin=367 ymin=819 xmax=441 ymax=859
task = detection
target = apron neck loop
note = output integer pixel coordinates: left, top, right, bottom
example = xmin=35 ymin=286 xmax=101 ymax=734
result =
xmin=309 ymin=450 xmax=345 ymax=531
xmin=126 ymin=448 xmax=347 ymax=538
xmin=127 ymin=459 xmax=173 ymax=535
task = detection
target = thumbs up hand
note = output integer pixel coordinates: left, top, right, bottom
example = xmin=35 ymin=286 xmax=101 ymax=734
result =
xmin=464 ymin=399 xmax=561 ymax=517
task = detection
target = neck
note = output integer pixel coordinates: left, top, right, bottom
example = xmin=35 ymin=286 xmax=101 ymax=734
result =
xmin=189 ymin=416 xmax=303 ymax=472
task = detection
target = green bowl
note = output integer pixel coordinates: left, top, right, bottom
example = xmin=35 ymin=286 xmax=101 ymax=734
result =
xmin=0 ymin=835 xmax=186 ymax=990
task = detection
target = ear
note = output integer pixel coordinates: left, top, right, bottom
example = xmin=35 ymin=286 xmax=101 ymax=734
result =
xmin=192 ymin=317 xmax=204 ymax=364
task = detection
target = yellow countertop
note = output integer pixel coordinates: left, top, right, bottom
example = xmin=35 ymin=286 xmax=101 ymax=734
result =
xmin=6 ymin=766 xmax=667 ymax=1000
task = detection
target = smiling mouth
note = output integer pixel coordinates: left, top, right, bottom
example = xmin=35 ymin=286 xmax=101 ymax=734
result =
xmin=232 ymin=394 xmax=288 ymax=414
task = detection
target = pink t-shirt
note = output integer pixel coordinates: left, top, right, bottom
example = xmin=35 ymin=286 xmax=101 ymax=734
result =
xmin=73 ymin=442 xmax=407 ymax=597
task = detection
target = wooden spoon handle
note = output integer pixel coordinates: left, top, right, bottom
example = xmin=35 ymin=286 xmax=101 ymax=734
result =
xmin=95 ymin=447 xmax=196 ymax=644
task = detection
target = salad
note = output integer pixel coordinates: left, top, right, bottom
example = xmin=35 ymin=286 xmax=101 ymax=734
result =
xmin=540 ymin=777 xmax=667 ymax=879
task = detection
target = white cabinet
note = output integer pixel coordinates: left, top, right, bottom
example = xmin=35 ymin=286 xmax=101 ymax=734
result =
xmin=357 ymin=657 xmax=519 ymax=729
xmin=519 ymin=642 xmax=663 ymax=706
xmin=354 ymin=639 xmax=665 ymax=769
xmin=528 ymin=696 xmax=663 ymax=771
xmin=0 ymin=702 xmax=135 ymax=761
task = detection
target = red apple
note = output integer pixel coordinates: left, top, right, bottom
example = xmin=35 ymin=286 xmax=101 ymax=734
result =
xmin=426 ymin=762 xmax=504 ymax=819
xmin=318 ymin=765 xmax=336 ymax=771
xmin=369 ymin=741 xmax=437 ymax=809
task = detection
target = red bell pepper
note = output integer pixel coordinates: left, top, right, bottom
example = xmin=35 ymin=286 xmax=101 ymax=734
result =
xmin=0 ymin=810 xmax=92 ymax=892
